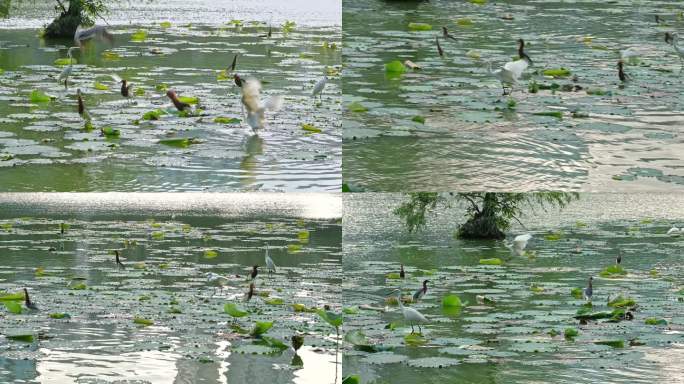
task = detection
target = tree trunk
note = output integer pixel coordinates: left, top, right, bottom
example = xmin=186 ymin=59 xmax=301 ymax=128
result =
xmin=44 ymin=1 xmax=83 ymax=39
xmin=457 ymin=193 xmax=505 ymax=240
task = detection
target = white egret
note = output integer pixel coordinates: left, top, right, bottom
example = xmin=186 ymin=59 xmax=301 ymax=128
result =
xmin=488 ymin=39 xmax=532 ymax=95
xmin=395 ymin=290 xmax=428 ymax=334
xmin=312 ymin=76 xmax=327 ymax=101
xmin=240 ymin=78 xmax=283 ymax=131
xmin=412 ymin=279 xmax=429 ymax=302
xmin=582 ymin=276 xmax=593 ymax=302
xmin=506 ymin=233 xmax=531 ymax=256
xmin=206 ymin=272 xmax=230 ymax=295
xmin=265 ymin=243 xmax=276 ymax=275
xmin=74 ymin=25 xmax=114 ymax=46
xmin=57 ymin=46 xmax=80 ymax=89
xmin=665 ymin=32 xmax=684 ymax=70
xmin=667 ymin=225 xmax=681 ymax=236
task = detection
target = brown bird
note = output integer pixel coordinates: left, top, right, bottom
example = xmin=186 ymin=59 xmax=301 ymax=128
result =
xmin=233 ymin=74 xmax=244 ymax=88
xmin=436 ymin=36 xmax=444 ymax=57
xmin=166 ymin=90 xmax=191 ymax=111
xmin=250 ymin=265 xmax=259 ymax=280
xmin=77 ymin=89 xmax=84 ymax=116
xmin=399 ymin=264 xmax=405 ymax=279
xmin=442 ymin=27 xmax=457 ymax=41
xmin=24 ymin=288 xmax=38 ymax=310
xmin=617 ymin=60 xmax=629 ymax=82
xmin=245 ymin=282 xmax=255 ymax=302
xmin=120 ymin=79 xmax=133 ymax=98
xmin=517 ymin=38 xmax=532 ymax=64
xmin=114 ymin=250 xmax=125 ymax=269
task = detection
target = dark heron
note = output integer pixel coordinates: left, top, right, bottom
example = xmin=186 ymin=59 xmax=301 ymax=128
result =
xmin=245 ymin=282 xmax=255 ymax=302
xmin=114 ymin=250 xmax=125 ymax=269
xmin=399 ymin=264 xmax=405 ymax=279
xmin=413 ymin=280 xmax=429 ymax=302
xmin=617 ymin=60 xmax=629 ymax=82
xmin=24 ymin=288 xmax=38 ymax=310
xmin=436 ymin=36 xmax=444 ymax=57
xmin=517 ymin=38 xmax=533 ymax=65
xmin=250 ymin=265 xmax=259 ymax=280
xmin=442 ymin=26 xmax=457 ymax=41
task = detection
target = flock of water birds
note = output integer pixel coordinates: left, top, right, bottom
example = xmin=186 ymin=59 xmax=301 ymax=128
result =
xmin=57 ymin=24 xmax=328 ymax=133
xmin=412 ymin=16 xmax=684 ymax=96
xmin=386 ymin=227 xmax=681 ymax=335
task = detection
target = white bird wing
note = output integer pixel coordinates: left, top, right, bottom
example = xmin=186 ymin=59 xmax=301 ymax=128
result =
xmin=406 ymin=307 xmax=428 ymax=323
xmin=109 ymin=74 xmax=122 ymax=83
xmin=513 ymin=234 xmax=532 ymax=249
xmin=667 ymin=227 xmax=680 ymax=235
xmin=264 ymin=95 xmax=283 ymax=112
xmin=620 ymin=47 xmax=640 ymax=59
xmin=503 ymin=59 xmax=528 ymax=79
xmin=312 ymin=78 xmax=326 ymax=95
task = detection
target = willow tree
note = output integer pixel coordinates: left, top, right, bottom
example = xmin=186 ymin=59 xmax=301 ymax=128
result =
xmin=394 ymin=192 xmax=578 ymax=240
xmin=0 ymin=0 xmax=108 ymax=38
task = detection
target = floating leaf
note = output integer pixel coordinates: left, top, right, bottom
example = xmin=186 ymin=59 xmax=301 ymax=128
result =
xmin=534 ymin=111 xmax=563 ymax=119
xmin=407 ymin=22 xmax=432 ymax=31
xmin=158 ymin=138 xmax=199 ymax=148
xmin=343 ymin=376 xmax=360 ymax=384
xmin=301 ymin=123 xmax=322 ymax=133
xmin=93 ymin=82 xmax=109 ymax=90
xmin=204 ymin=249 xmax=218 ymax=259
xmin=101 ymin=127 xmax=120 ymax=138
xmin=224 ymin=303 xmax=248 ymax=318
xmin=287 ymin=244 xmax=302 ymax=253
xmin=317 ymin=309 xmax=343 ymax=328
xmin=5 ymin=330 xmax=34 ymax=342
xmin=142 ymin=109 xmax=164 ymax=121
xmin=29 ymin=90 xmax=51 ymax=103
xmin=645 ymin=317 xmax=668 ymax=326
xmin=594 ymin=340 xmax=624 ymax=348
xmin=53 ymin=57 xmax=76 ymax=66
xmin=250 ymin=321 xmax=274 ymax=337
xmin=178 ymin=96 xmax=199 ymax=104
xmin=544 ymin=231 xmax=563 ymax=240
xmin=0 ymin=292 xmax=24 ymax=301
xmin=607 ymin=295 xmax=636 ymax=308
xmin=442 ymin=294 xmax=462 ymax=308
xmin=264 ymin=298 xmax=284 ymax=305
xmin=570 ymin=287 xmax=583 ymax=299
xmin=456 ymin=18 xmax=473 ymax=26
xmin=404 ymin=333 xmax=428 ymax=346
xmin=386 ymin=272 xmax=401 ymax=279
xmin=564 ymin=328 xmax=578 ymax=339
xmin=385 ymin=60 xmax=406 ymax=75
xmin=133 ymin=317 xmax=154 ymax=326
xmin=4 ymin=300 xmax=22 ymax=314
xmin=542 ymin=68 xmax=571 ymax=77
xmin=160 ymin=21 xmax=172 ymax=28
xmin=131 ymin=29 xmax=148 ymax=42
xmin=347 ymin=101 xmax=368 ymax=112
xmin=600 ymin=264 xmax=627 ymax=278
xmin=213 ymin=117 xmax=240 ymax=124
xmin=412 ymin=115 xmax=425 ymax=124
xmin=49 ymin=313 xmax=70 ymax=319
xmin=479 ymin=258 xmax=502 ymax=265
xmin=102 ymin=51 xmax=121 ymax=60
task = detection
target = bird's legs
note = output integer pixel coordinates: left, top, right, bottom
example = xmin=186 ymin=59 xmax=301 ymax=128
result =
xmin=410 ymin=323 xmax=415 ymax=334
xmin=418 ymin=325 xmax=422 ymax=334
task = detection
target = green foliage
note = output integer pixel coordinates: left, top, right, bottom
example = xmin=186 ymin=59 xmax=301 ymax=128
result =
xmin=224 ymin=303 xmax=248 ymax=318
xmin=442 ymin=294 xmax=462 ymax=308
xmin=394 ymin=193 xmax=578 ymax=237
xmin=250 ymin=321 xmax=273 ymax=337
xmin=600 ymin=264 xmax=627 ymax=278
xmin=317 ymin=309 xmax=343 ymax=328
xmin=479 ymin=258 xmax=502 ymax=265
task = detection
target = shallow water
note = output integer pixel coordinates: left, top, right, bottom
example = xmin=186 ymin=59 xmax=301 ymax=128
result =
xmin=0 ymin=2 xmax=341 ymax=192
xmin=0 ymin=193 xmax=342 ymax=383
xmin=342 ymin=193 xmax=684 ymax=383
xmin=342 ymin=0 xmax=684 ymax=192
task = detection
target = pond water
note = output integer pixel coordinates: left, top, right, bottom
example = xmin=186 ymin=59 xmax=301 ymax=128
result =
xmin=0 ymin=193 xmax=342 ymax=383
xmin=342 ymin=193 xmax=684 ymax=383
xmin=0 ymin=1 xmax=341 ymax=192
xmin=342 ymin=0 xmax=684 ymax=192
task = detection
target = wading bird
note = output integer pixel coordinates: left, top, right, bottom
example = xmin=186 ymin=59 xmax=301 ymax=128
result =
xmin=399 ymin=264 xmax=405 ymax=279
xmin=108 ymin=75 xmax=133 ymax=100
xmin=207 ymin=272 xmax=230 ymax=295
xmin=233 ymin=74 xmax=244 ymax=88
xmin=166 ymin=90 xmax=191 ymax=112
xmin=76 ymin=89 xmax=91 ymax=121
xmin=312 ymin=76 xmax=327 ymax=102
xmin=244 ymin=282 xmax=255 ymax=302
xmin=617 ymin=60 xmax=629 ymax=82
xmin=616 ymin=251 xmax=622 ymax=265
xmin=228 ymin=54 xmax=238 ymax=73
xmin=583 ymin=276 xmax=593 ymax=302
xmin=265 ymin=243 xmax=276 ymax=275
xmin=506 ymin=233 xmax=532 ymax=255
xmin=250 ymin=265 xmax=259 ymax=280
xmin=24 ymin=288 xmax=38 ymax=310
xmin=436 ymin=36 xmax=444 ymax=57
xmin=114 ymin=250 xmax=125 ymax=269
xmin=395 ymin=290 xmax=428 ymax=334
xmin=58 ymin=46 xmax=80 ymax=89
xmin=665 ymin=32 xmax=684 ymax=70
xmin=74 ymin=25 xmax=114 ymax=47
xmin=413 ymin=279 xmax=429 ymax=302
xmin=488 ymin=39 xmax=532 ymax=95
xmin=667 ymin=225 xmax=681 ymax=236
xmin=240 ymin=78 xmax=283 ymax=130
xmin=442 ymin=26 xmax=457 ymax=41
